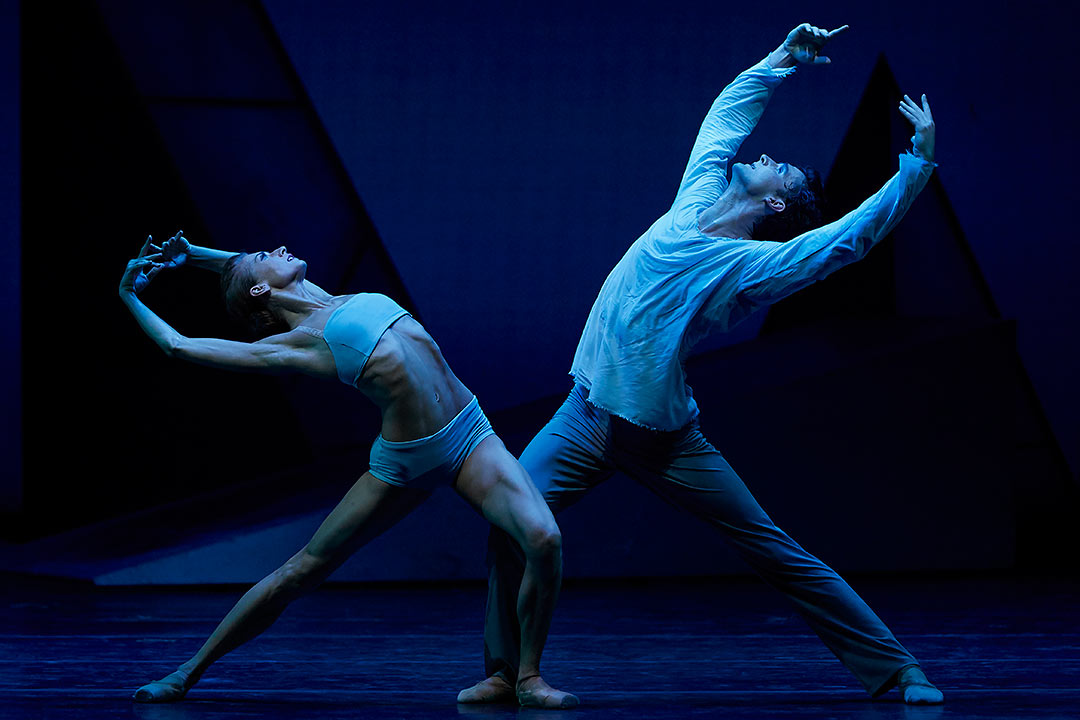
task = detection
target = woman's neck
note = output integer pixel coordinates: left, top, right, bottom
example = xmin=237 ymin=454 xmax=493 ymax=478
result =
xmin=270 ymin=281 xmax=337 ymax=330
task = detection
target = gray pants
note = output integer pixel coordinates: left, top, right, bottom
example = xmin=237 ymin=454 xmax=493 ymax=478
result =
xmin=483 ymin=384 xmax=918 ymax=696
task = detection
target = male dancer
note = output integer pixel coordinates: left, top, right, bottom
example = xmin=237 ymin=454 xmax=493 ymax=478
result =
xmin=459 ymin=22 xmax=944 ymax=705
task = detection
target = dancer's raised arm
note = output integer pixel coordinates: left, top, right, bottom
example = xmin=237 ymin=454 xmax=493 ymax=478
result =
xmin=674 ymin=23 xmax=847 ymax=214
xmin=119 ymin=238 xmax=315 ymax=374
xmin=150 ymin=230 xmax=237 ymax=273
xmin=737 ymin=93 xmax=936 ymax=306
xmin=152 ymin=230 xmax=331 ymax=300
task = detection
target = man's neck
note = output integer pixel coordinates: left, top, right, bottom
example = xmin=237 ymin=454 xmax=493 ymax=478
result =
xmin=697 ymin=187 xmax=764 ymax=240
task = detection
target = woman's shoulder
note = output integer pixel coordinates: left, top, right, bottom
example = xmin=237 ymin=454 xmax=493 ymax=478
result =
xmin=255 ymin=326 xmax=324 ymax=349
xmin=294 ymin=294 xmax=357 ymax=334
xmin=248 ymin=325 xmax=339 ymax=380
xmin=252 ymin=296 xmax=351 ymax=348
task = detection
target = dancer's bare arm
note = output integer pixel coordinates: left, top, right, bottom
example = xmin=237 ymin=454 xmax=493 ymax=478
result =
xmin=153 ymin=230 xmax=331 ymax=296
xmin=119 ymin=238 xmax=318 ymax=374
xmin=149 ymin=230 xmax=236 ymax=273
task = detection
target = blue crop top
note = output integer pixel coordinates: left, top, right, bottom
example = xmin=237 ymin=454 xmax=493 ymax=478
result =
xmin=319 ymin=293 xmax=410 ymax=387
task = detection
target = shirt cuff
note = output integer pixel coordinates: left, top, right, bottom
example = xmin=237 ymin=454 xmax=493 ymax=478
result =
xmin=903 ymin=149 xmax=938 ymax=169
xmin=754 ymin=55 xmax=798 ymax=80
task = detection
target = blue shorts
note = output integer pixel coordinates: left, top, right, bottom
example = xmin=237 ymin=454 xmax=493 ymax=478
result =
xmin=368 ymin=395 xmax=495 ymax=489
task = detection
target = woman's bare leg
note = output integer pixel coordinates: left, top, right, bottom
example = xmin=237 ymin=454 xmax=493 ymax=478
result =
xmin=453 ymin=436 xmax=577 ymax=709
xmin=134 ymin=473 xmax=428 ymax=702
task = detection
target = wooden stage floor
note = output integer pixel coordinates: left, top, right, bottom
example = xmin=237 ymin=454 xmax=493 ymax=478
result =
xmin=4 ymin=574 xmax=1079 ymax=719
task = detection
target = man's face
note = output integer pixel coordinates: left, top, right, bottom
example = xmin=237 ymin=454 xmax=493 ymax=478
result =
xmin=734 ymin=154 xmax=806 ymax=203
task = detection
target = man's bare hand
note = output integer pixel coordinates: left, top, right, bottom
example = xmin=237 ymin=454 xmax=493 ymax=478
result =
xmin=782 ymin=23 xmax=849 ymax=65
xmin=899 ymin=93 xmax=935 ymax=163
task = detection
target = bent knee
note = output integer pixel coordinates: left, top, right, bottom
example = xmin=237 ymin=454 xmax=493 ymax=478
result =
xmin=522 ymin=522 xmax=562 ymax=560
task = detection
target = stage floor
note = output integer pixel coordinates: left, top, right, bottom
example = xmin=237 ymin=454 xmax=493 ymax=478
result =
xmin=4 ymin=574 xmax=1079 ymax=719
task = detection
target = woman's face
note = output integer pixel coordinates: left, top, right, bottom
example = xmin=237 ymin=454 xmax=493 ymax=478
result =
xmin=246 ymin=246 xmax=307 ymax=291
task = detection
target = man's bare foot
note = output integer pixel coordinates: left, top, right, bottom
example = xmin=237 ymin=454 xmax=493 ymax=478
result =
xmin=897 ymin=665 xmax=944 ymax=705
xmin=516 ymin=674 xmax=579 ymax=709
xmin=457 ymin=673 xmax=517 ymax=704
xmin=133 ymin=669 xmax=193 ymax=703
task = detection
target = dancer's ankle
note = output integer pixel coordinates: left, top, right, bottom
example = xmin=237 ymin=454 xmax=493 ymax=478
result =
xmin=172 ymin=666 xmax=198 ymax=688
xmin=516 ymin=668 xmax=541 ymax=686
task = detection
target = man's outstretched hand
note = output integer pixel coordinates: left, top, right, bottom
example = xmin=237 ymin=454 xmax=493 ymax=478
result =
xmin=899 ymin=93 xmax=935 ymax=163
xmin=770 ymin=23 xmax=849 ymax=68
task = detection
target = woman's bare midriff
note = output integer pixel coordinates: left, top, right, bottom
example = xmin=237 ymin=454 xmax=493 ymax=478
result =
xmin=355 ymin=316 xmax=473 ymax=442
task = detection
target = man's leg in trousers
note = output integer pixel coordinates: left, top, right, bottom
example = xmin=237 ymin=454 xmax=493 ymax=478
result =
xmin=483 ymin=386 xmax=615 ymax=683
xmin=614 ymin=421 xmax=919 ymax=697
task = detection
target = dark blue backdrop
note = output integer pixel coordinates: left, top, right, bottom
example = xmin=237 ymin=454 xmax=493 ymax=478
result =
xmin=5 ymin=0 xmax=1077 ymax=581
xmin=262 ymin=0 xmax=1079 ymax=467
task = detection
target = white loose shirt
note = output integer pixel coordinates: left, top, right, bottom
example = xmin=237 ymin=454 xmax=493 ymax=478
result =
xmin=570 ymin=57 xmax=937 ymax=430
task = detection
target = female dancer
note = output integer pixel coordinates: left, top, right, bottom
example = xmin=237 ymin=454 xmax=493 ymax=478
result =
xmin=119 ymin=233 xmax=577 ymax=709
